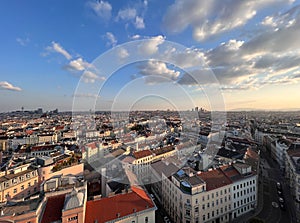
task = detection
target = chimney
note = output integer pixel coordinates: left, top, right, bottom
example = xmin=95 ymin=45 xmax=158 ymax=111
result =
xmin=101 ymin=168 xmax=107 ymax=197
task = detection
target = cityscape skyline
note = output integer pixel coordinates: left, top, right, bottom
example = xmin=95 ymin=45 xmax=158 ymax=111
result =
xmin=1 ymin=0 xmax=300 ymax=112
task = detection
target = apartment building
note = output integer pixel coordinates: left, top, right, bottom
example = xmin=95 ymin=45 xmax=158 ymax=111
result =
xmin=285 ymin=142 xmax=300 ymax=202
xmin=0 ymin=164 xmax=39 ymax=202
xmin=154 ymin=163 xmax=257 ymax=223
xmin=221 ymin=164 xmax=257 ymax=219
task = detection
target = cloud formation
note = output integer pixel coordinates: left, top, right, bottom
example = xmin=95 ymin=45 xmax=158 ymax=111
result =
xmin=138 ymin=35 xmax=165 ymax=55
xmin=0 ymin=81 xmax=22 ymax=91
xmin=134 ymin=16 xmax=145 ymax=29
xmin=88 ymin=0 xmax=112 ymax=20
xmin=163 ymin=0 xmax=294 ymax=41
xmin=46 ymin=41 xmax=72 ymax=60
xmin=106 ymin=32 xmax=117 ymax=47
xmin=175 ymin=4 xmax=300 ymax=91
xmin=138 ymin=60 xmax=180 ymax=84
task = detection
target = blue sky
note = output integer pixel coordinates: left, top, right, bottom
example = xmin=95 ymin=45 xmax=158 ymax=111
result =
xmin=1 ymin=0 xmax=300 ymax=112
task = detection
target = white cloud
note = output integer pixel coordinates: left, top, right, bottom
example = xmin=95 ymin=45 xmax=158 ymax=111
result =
xmin=117 ymin=48 xmax=129 ymax=59
xmin=106 ymin=32 xmax=117 ymax=47
xmin=16 ymin=37 xmax=30 ymax=46
xmin=89 ymin=0 xmax=112 ymax=20
xmin=163 ymin=0 xmax=293 ymax=41
xmin=138 ymin=35 xmax=165 ymax=55
xmin=82 ymin=71 xmax=104 ymax=83
xmin=261 ymin=16 xmax=277 ymax=27
xmin=138 ymin=60 xmax=180 ymax=84
xmin=0 ymin=81 xmax=22 ymax=91
xmin=46 ymin=41 xmax=72 ymax=60
xmin=134 ymin=16 xmax=145 ymax=29
xmin=64 ymin=58 xmax=104 ymax=83
xmin=164 ymin=47 xmax=206 ymax=69
xmin=176 ymin=5 xmax=300 ymax=90
xmin=65 ymin=58 xmax=91 ymax=71
xmin=117 ymin=8 xmax=137 ymax=21
xmin=130 ymin=34 xmax=141 ymax=40
xmin=116 ymin=7 xmax=146 ymax=30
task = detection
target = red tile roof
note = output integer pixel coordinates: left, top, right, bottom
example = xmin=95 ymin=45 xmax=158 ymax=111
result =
xmin=31 ymin=145 xmax=56 ymax=151
xmin=85 ymin=187 xmax=155 ymax=223
xmin=220 ymin=165 xmax=243 ymax=181
xmin=41 ymin=194 xmax=66 ymax=223
xmin=133 ymin=150 xmax=152 ymax=159
xmin=198 ymin=168 xmax=232 ymax=191
xmin=86 ymin=142 xmax=98 ymax=149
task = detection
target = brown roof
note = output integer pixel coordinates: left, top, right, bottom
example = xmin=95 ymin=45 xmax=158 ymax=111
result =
xmin=152 ymin=145 xmax=174 ymax=156
xmin=221 ymin=165 xmax=243 ymax=182
xmin=198 ymin=168 xmax=232 ymax=191
xmin=41 ymin=194 xmax=66 ymax=223
xmin=85 ymin=187 xmax=155 ymax=223
xmin=133 ymin=150 xmax=152 ymax=159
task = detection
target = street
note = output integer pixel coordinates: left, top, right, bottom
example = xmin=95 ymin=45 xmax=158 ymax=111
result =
xmin=255 ymin=150 xmax=297 ymax=223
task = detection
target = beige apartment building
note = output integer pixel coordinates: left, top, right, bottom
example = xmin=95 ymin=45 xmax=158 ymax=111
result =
xmin=0 ymin=164 xmax=39 ymax=202
xmin=152 ymin=161 xmax=257 ymax=223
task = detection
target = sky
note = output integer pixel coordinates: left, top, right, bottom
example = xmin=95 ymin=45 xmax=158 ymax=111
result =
xmin=1 ymin=0 xmax=300 ymax=112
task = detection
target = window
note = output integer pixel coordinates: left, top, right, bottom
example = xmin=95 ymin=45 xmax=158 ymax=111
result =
xmin=21 ymin=185 xmax=24 ymax=190
xmin=202 ymin=204 xmax=205 ymax=210
xmin=14 ymin=188 xmax=17 ymax=193
xmin=145 ymin=217 xmax=148 ymax=223
xmin=195 ymin=198 xmax=198 ymax=204
xmin=216 ymin=191 xmax=218 ymax=197
xmin=203 ymin=215 xmax=206 ymax=221
xmin=186 ymin=209 xmax=191 ymax=216
xmin=68 ymin=216 xmax=78 ymax=221
xmin=195 ymin=207 xmax=199 ymax=213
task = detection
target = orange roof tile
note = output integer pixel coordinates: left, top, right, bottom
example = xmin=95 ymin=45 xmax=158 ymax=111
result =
xmin=198 ymin=168 xmax=232 ymax=191
xmin=85 ymin=187 xmax=155 ymax=223
xmin=133 ymin=150 xmax=152 ymax=159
